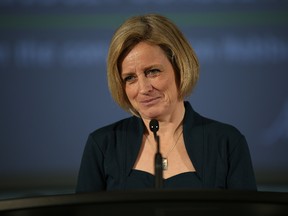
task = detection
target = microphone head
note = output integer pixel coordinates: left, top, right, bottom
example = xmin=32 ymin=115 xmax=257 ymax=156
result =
xmin=149 ymin=119 xmax=159 ymax=133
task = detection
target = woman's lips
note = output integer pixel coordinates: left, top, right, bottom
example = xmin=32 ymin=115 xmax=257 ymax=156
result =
xmin=139 ymin=97 xmax=161 ymax=106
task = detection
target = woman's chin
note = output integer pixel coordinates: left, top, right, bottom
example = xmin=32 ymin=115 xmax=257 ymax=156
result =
xmin=139 ymin=110 xmax=163 ymax=120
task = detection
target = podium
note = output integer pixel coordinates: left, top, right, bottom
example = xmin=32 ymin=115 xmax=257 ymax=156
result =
xmin=0 ymin=190 xmax=287 ymax=216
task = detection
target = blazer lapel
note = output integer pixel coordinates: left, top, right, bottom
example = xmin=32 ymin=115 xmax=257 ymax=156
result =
xmin=183 ymin=102 xmax=205 ymax=182
xmin=124 ymin=116 xmax=144 ymax=177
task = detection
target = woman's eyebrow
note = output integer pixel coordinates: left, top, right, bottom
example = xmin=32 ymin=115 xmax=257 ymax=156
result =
xmin=143 ymin=64 xmax=163 ymax=71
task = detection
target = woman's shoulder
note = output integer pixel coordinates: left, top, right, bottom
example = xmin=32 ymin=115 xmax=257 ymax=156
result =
xmin=200 ymin=115 xmax=249 ymax=155
xmin=203 ymin=116 xmax=244 ymax=138
xmin=84 ymin=116 xmax=143 ymax=153
xmin=185 ymin=101 xmax=244 ymax=138
xmin=89 ymin=115 xmax=141 ymax=139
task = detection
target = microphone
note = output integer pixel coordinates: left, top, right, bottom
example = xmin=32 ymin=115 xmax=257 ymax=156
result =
xmin=149 ymin=119 xmax=163 ymax=189
xmin=149 ymin=119 xmax=159 ymax=149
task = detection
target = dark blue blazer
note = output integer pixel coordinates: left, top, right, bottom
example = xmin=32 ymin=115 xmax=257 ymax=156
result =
xmin=76 ymin=102 xmax=257 ymax=192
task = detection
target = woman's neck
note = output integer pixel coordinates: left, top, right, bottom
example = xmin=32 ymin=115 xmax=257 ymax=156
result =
xmin=143 ymin=101 xmax=185 ymax=137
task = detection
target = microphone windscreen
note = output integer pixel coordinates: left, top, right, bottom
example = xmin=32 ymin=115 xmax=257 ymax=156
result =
xmin=149 ymin=119 xmax=159 ymax=133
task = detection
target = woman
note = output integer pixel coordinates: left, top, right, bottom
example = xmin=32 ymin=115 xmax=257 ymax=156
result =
xmin=76 ymin=14 xmax=257 ymax=192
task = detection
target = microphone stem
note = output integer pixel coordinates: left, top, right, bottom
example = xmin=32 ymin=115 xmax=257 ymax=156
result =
xmin=154 ymin=135 xmax=163 ymax=189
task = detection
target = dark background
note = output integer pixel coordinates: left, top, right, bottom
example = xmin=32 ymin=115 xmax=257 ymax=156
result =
xmin=0 ymin=0 xmax=288 ymax=199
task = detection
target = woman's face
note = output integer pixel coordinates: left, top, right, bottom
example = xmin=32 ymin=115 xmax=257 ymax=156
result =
xmin=121 ymin=42 xmax=180 ymax=120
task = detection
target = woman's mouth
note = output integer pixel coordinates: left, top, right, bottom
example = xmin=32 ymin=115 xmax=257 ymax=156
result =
xmin=139 ymin=97 xmax=161 ymax=106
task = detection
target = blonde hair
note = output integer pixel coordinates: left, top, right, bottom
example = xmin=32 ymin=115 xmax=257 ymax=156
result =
xmin=107 ymin=13 xmax=199 ymax=115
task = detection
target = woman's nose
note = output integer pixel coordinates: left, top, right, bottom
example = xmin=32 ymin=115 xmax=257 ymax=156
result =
xmin=138 ymin=76 xmax=153 ymax=94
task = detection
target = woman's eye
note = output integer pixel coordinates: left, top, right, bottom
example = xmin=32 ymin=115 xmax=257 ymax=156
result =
xmin=146 ymin=69 xmax=160 ymax=77
xmin=123 ymin=75 xmax=136 ymax=83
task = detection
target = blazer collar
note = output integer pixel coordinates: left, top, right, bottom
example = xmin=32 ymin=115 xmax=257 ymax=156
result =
xmin=183 ymin=101 xmax=205 ymax=181
xmin=125 ymin=116 xmax=145 ymax=177
xmin=124 ymin=101 xmax=205 ymax=181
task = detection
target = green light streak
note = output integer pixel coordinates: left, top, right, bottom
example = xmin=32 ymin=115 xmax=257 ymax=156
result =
xmin=0 ymin=11 xmax=287 ymax=29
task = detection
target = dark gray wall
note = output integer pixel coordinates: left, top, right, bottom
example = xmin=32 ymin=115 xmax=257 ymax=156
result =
xmin=0 ymin=0 xmax=288 ymax=197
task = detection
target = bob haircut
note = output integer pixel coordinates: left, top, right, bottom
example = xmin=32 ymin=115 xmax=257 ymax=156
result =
xmin=107 ymin=13 xmax=199 ymax=116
